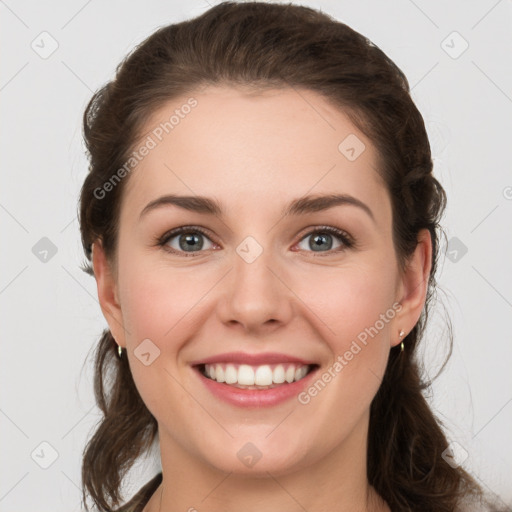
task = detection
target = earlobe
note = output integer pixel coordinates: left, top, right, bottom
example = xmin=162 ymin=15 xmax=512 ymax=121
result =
xmin=91 ymin=241 xmax=126 ymax=347
xmin=392 ymin=229 xmax=433 ymax=347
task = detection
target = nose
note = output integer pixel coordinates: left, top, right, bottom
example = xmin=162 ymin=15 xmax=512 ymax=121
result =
xmin=216 ymin=241 xmax=294 ymax=334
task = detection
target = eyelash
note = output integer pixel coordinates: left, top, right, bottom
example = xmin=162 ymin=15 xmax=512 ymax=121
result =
xmin=155 ymin=225 xmax=355 ymax=257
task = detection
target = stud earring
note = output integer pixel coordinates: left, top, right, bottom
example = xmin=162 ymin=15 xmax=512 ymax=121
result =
xmin=118 ymin=345 xmax=123 ymax=358
xmin=399 ymin=330 xmax=405 ymax=352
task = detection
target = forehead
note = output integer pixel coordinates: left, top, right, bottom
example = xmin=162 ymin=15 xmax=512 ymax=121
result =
xmin=122 ymin=85 xmax=389 ymax=223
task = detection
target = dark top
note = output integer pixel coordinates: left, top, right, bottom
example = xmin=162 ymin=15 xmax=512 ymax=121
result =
xmin=116 ymin=472 xmax=162 ymax=512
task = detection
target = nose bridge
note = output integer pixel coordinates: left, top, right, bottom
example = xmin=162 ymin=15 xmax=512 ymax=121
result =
xmin=218 ymin=234 xmax=293 ymax=330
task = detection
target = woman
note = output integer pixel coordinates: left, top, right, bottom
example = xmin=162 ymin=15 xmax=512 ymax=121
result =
xmin=78 ymin=2 xmax=507 ymax=511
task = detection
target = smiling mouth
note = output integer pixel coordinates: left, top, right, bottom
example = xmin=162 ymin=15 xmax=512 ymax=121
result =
xmin=195 ymin=363 xmax=319 ymax=390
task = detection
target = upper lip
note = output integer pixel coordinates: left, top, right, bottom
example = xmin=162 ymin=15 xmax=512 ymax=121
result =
xmin=189 ymin=352 xmax=318 ymax=366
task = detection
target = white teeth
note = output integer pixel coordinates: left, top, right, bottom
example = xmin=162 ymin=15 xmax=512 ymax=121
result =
xmin=273 ymin=364 xmax=285 ymax=384
xmin=225 ymin=365 xmax=238 ymax=384
xmin=238 ymin=364 xmax=255 ymax=385
xmin=215 ymin=365 xmax=225 ymax=383
xmin=285 ymin=366 xmax=295 ymax=383
xmin=203 ymin=363 xmax=312 ymax=387
xmin=255 ymin=365 xmax=273 ymax=386
xmin=295 ymin=366 xmax=308 ymax=381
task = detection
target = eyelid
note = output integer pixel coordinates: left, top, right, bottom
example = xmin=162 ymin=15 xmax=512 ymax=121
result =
xmin=157 ymin=225 xmax=219 ymax=253
xmin=297 ymin=225 xmax=354 ymax=246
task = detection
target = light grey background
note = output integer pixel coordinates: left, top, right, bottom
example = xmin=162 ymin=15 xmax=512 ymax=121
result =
xmin=1 ymin=0 xmax=511 ymax=510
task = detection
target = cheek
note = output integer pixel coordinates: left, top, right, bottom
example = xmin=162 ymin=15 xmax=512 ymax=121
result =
xmin=118 ymin=255 xmax=212 ymax=344
xmin=117 ymin=258 xmax=207 ymax=417
xmin=119 ymin=252 xmax=397 ymax=354
xmin=293 ymin=262 xmax=396 ymax=406
xmin=295 ymin=262 xmax=396 ymax=340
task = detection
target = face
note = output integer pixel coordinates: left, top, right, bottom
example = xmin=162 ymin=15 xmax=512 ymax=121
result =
xmin=94 ymin=85 xmax=429 ymax=477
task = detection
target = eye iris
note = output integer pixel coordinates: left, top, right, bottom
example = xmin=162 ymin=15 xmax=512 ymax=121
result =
xmin=179 ymin=232 xmax=203 ymax=251
xmin=310 ymin=233 xmax=332 ymax=251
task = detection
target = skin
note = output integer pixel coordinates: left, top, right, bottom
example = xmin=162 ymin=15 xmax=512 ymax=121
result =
xmin=92 ymin=85 xmax=431 ymax=512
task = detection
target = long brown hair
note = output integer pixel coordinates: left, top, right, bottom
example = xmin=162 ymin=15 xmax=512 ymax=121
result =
xmin=78 ymin=2 xmax=505 ymax=510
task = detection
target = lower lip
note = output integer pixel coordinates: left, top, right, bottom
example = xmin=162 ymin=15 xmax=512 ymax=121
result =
xmin=193 ymin=365 xmax=319 ymax=408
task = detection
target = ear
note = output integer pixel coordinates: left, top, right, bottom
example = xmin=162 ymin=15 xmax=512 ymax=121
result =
xmin=91 ymin=240 xmax=127 ymax=348
xmin=391 ymin=228 xmax=432 ymax=348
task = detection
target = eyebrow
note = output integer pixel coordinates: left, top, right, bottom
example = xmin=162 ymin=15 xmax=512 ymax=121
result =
xmin=139 ymin=193 xmax=375 ymax=223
